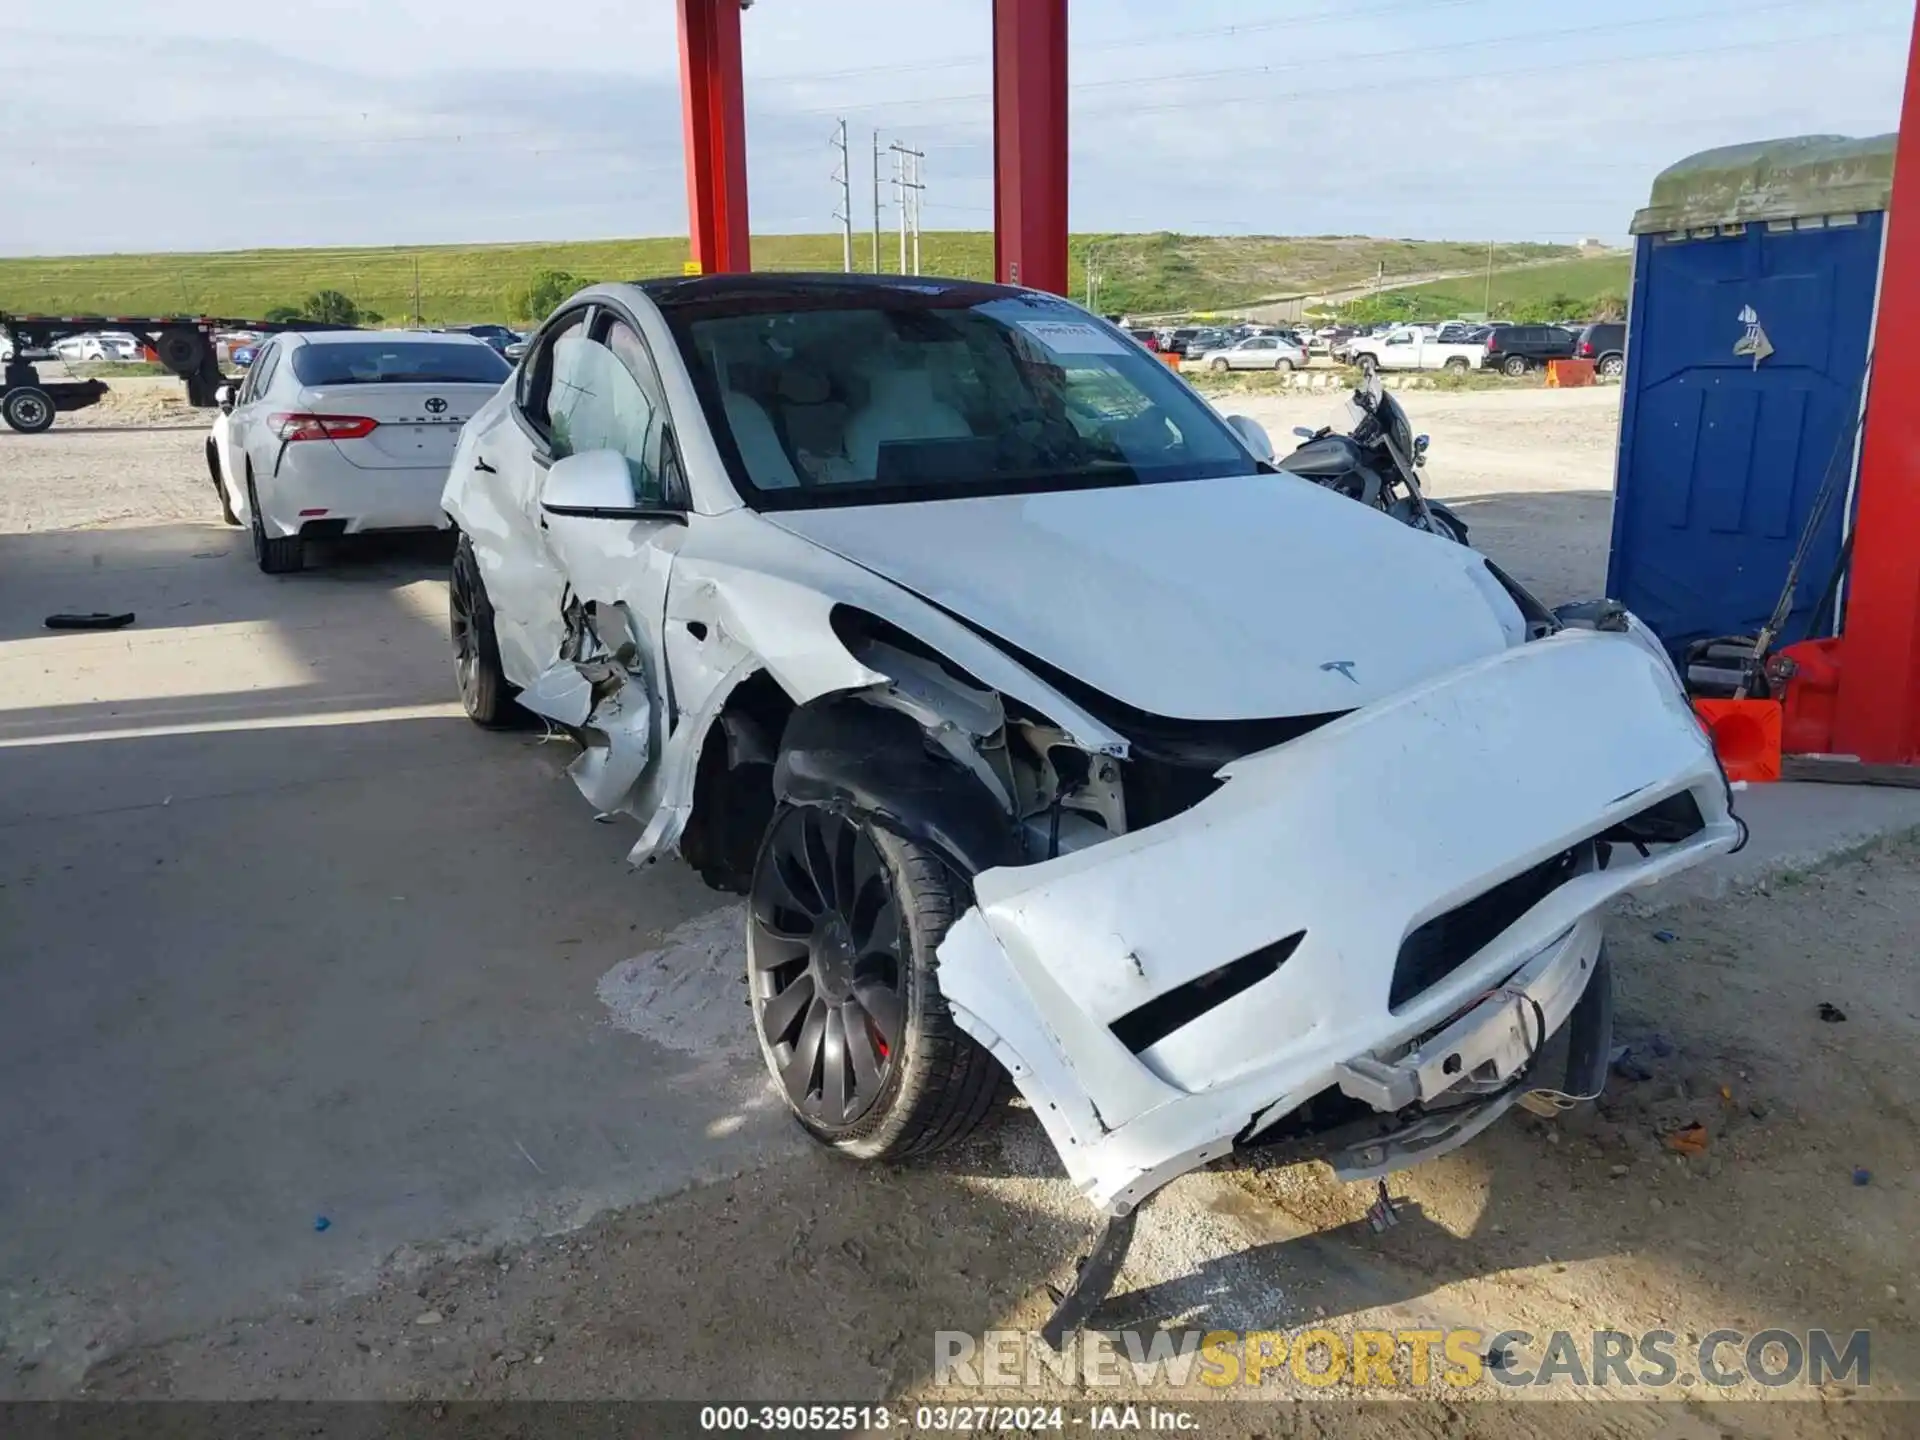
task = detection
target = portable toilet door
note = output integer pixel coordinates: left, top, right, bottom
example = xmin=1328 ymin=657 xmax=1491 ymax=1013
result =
xmin=1607 ymin=134 xmax=1892 ymax=659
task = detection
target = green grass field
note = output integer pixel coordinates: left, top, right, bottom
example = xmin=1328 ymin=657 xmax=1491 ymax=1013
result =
xmin=1389 ymin=253 xmax=1632 ymax=315
xmin=0 ymin=232 xmax=1586 ymax=325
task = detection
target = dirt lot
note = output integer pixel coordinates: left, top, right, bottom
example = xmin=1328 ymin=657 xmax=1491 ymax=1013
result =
xmin=54 ymin=839 xmax=1920 ymax=1427
xmin=4 ymin=379 xmax=1915 ymax=1429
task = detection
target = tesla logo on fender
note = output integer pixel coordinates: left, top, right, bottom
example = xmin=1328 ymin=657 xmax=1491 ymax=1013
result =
xmin=424 ymin=397 xmax=448 ymax=414
xmin=1320 ymin=660 xmax=1359 ymax=683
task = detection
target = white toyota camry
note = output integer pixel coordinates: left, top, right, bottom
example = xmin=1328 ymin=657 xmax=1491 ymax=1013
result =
xmin=441 ymin=275 xmax=1739 ymax=1337
xmin=207 ymin=330 xmax=511 ymax=572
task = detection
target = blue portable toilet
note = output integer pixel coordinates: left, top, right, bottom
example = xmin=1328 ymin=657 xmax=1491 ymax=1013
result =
xmin=1608 ymin=134 xmax=1893 ymax=658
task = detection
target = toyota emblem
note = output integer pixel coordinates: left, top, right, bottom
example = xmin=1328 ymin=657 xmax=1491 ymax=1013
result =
xmin=424 ymin=397 xmax=448 ymax=414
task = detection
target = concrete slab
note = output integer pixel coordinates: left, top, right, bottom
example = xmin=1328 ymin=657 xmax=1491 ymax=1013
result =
xmin=0 ymin=524 xmax=793 ymax=1379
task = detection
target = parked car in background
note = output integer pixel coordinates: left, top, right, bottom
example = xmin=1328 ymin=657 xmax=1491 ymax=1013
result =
xmin=52 ymin=332 xmax=139 ymax=363
xmin=1124 ymin=326 xmax=1162 ymax=352
xmin=443 ymin=323 xmax=526 ymax=360
xmin=1573 ymin=322 xmax=1627 ymax=378
xmin=1481 ymin=324 xmax=1577 ymax=377
xmin=1433 ymin=322 xmax=1480 ymax=344
xmin=1343 ymin=327 xmax=1484 ymax=374
xmin=1202 ymin=333 xmax=1307 ymax=372
xmin=207 ymin=330 xmax=511 ymax=573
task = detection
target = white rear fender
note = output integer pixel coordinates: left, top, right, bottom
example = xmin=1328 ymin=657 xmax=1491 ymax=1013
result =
xmin=935 ymin=629 xmax=1739 ymax=1212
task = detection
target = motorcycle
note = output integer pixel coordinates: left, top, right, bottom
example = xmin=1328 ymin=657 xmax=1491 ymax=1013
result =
xmin=1273 ymin=380 xmax=1469 ymax=544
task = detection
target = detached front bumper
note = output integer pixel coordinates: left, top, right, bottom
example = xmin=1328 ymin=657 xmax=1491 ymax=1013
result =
xmin=936 ymin=629 xmax=1738 ymax=1215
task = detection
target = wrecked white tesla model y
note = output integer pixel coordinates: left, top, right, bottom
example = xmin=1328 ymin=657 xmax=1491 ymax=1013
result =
xmin=443 ymin=275 xmax=1740 ymax=1334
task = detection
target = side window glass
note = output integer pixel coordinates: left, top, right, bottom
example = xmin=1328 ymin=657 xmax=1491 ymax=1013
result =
xmin=522 ymin=311 xmax=589 ymax=430
xmin=546 ymin=319 xmax=665 ymax=503
xmin=254 ymin=343 xmax=281 ymax=395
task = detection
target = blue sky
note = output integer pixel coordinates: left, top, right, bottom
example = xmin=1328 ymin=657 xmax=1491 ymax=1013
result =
xmin=0 ymin=0 xmax=1911 ymax=255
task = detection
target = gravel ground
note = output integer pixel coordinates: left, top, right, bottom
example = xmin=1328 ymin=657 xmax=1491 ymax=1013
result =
xmin=51 ymin=838 xmax=1920 ymax=1429
xmin=0 ymin=376 xmax=209 ymax=533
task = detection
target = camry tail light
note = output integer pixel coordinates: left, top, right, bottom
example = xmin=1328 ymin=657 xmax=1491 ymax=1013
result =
xmin=269 ymin=412 xmax=378 ymax=442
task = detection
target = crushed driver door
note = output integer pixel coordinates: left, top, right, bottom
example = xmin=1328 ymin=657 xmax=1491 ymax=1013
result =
xmin=516 ymin=309 xmax=691 ymax=822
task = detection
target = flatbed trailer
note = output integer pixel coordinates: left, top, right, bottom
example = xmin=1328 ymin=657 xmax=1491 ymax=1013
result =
xmin=1 ymin=313 xmax=350 ymax=432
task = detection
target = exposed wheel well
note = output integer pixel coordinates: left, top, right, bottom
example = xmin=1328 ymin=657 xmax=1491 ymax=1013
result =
xmin=679 ymin=670 xmax=794 ymax=893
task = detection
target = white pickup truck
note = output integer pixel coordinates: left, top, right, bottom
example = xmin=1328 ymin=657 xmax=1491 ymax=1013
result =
xmin=1344 ymin=327 xmax=1485 ymax=374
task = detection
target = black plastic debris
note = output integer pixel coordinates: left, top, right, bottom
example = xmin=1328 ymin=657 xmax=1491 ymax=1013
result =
xmin=44 ymin=612 xmax=135 ymax=631
xmin=1652 ymin=930 xmax=1678 ymax=944
xmin=1818 ymin=1002 xmax=1848 ymax=1023
xmin=1609 ymin=1045 xmax=1654 ymax=1082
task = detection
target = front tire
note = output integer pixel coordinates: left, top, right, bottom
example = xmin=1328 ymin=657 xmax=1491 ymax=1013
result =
xmin=1357 ymin=354 xmax=1379 ymax=376
xmin=748 ymin=805 xmax=1000 ymax=1161
xmin=1274 ymin=357 xmax=1294 ymax=373
xmin=2 ymin=386 xmax=55 ymax=433
xmin=246 ymin=471 xmax=304 ymax=573
xmin=449 ymin=533 xmax=516 ymax=727
xmin=1210 ymin=357 xmax=1230 ymax=373
xmin=1501 ymin=355 xmax=1529 ymax=378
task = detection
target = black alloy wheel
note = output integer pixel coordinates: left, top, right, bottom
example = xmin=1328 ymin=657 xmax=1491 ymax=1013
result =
xmin=749 ymin=806 xmax=907 ymax=1132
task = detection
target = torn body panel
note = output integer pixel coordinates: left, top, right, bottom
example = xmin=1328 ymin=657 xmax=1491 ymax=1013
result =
xmin=934 ymin=630 xmax=1738 ymax=1213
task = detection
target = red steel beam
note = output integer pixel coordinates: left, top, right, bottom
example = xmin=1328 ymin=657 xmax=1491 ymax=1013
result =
xmin=1833 ymin=3 xmax=1920 ymax=763
xmin=992 ymin=0 xmax=1069 ymax=294
xmin=677 ymin=0 xmax=751 ymax=274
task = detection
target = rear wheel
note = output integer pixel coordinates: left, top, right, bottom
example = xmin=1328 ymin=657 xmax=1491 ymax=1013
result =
xmin=1598 ymin=354 xmax=1624 ymax=378
xmin=1210 ymin=357 xmax=1230 ymax=372
xmin=206 ymin=441 xmax=240 ymax=526
xmin=246 ymin=471 xmax=304 ymax=574
xmin=1273 ymin=358 xmax=1294 ymax=373
xmin=748 ymin=804 xmax=1000 ymax=1161
xmin=1443 ymin=356 xmax=1470 ymax=373
xmin=1501 ymin=355 xmax=1529 ymax=378
xmin=449 ymin=534 xmax=516 ymax=727
xmin=2 ymin=386 xmax=55 ymax=433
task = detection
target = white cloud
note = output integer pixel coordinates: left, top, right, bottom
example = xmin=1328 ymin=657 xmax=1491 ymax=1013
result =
xmin=0 ymin=0 xmax=1909 ymax=254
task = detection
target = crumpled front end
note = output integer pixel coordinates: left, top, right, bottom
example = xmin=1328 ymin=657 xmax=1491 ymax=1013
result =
xmin=934 ymin=629 xmax=1739 ymax=1214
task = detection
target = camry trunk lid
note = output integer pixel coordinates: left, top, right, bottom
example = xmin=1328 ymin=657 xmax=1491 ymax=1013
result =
xmin=294 ymin=383 xmax=500 ymax=470
xmin=765 ymin=473 xmax=1525 ymax=719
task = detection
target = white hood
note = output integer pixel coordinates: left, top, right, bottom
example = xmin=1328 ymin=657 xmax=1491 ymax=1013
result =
xmin=765 ymin=473 xmax=1521 ymax=719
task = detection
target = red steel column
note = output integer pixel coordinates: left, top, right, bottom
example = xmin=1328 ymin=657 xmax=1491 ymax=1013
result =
xmin=992 ymin=0 xmax=1069 ymax=294
xmin=1834 ymin=3 xmax=1920 ymax=763
xmin=677 ymin=0 xmax=751 ymax=273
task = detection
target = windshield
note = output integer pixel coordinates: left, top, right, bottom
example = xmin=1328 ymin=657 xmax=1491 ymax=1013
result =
xmin=289 ymin=340 xmax=510 ymax=387
xmin=660 ymin=291 xmax=1253 ymax=508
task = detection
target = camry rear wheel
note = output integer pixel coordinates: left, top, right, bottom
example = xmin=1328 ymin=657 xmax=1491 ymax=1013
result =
xmin=748 ymin=804 xmax=1000 ymax=1161
xmin=449 ymin=534 xmax=515 ymax=727
xmin=246 ymin=472 xmax=304 ymax=574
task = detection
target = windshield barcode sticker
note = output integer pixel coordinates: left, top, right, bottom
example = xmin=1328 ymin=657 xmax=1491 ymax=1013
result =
xmin=1013 ymin=319 xmax=1128 ymax=356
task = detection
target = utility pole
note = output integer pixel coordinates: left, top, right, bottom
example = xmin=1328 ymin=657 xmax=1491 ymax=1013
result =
xmin=871 ymin=131 xmax=883 ymax=274
xmin=1484 ymin=239 xmax=1496 ymax=316
xmin=911 ymin=149 xmax=923 ymax=276
xmin=831 ymin=119 xmax=853 ymax=273
xmin=890 ymin=142 xmax=924 ymax=275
